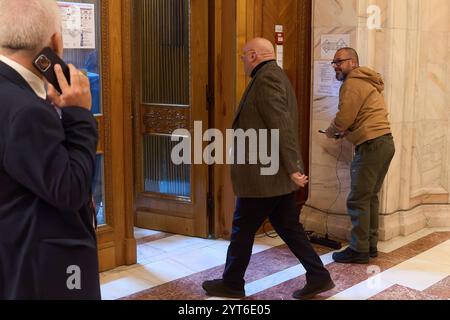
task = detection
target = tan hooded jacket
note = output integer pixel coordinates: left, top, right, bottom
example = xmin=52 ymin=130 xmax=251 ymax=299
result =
xmin=331 ymin=67 xmax=391 ymax=146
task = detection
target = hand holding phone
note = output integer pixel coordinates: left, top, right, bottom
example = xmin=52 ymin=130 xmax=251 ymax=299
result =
xmin=34 ymin=47 xmax=92 ymax=110
xmin=33 ymin=47 xmax=70 ymax=94
xmin=47 ymin=65 xmax=92 ymax=111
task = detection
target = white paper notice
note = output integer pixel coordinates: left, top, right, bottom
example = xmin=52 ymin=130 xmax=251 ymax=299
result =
xmin=314 ymin=61 xmax=342 ymax=97
xmin=276 ymin=45 xmax=283 ymax=68
xmin=321 ymin=34 xmax=350 ymax=59
xmin=58 ymin=1 xmax=96 ymax=49
xmin=275 ymin=25 xmax=283 ymax=68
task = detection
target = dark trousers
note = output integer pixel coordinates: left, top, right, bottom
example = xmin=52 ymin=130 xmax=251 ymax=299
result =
xmin=348 ymin=134 xmax=395 ymax=252
xmin=223 ymin=192 xmax=330 ymax=290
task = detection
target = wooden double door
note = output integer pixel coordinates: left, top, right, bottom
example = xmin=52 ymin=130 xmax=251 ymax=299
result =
xmin=80 ymin=0 xmax=313 ymax=272
xmin=90 ymin=0 xmax=313 ymax=272
xmin=124 ymin=0 xmax=313 ymax=241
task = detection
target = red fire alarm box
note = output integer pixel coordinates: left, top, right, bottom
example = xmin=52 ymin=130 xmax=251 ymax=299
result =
xmin=275 ymin=32 xmax=284 ymax=45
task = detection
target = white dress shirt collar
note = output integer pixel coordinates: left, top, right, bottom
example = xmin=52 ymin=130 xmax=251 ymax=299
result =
xmin=0 ymin=54 xmax=47 ymax=100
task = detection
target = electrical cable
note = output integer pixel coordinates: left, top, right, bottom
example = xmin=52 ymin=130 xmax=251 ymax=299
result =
xmin=325 ymin=138 xmax=344 ymax=236
xmin=304 ymin=138 xmax=345 ymax=247
xmin=259 ymin=138 xmax=345 ymax=242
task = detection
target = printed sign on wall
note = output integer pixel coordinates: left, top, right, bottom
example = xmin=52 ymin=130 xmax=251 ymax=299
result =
xmin=313 ymin=61 xmax=342 ymax=97
xmin=320 ymin=34 xmax=350 ymax=59
xmin=57 ymin=1 xmax=96 ymax=49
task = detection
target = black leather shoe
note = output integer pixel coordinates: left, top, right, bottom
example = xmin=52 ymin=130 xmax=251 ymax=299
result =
xmin=332 ymin=247 xmax=369 ymax=264
xmin=202 ymin=279 xmax=245 ymax=298
xmin=292 ymin=278 xmax=335 ymax=300
xmin=370 ymin=247 xmax=378 ymax=258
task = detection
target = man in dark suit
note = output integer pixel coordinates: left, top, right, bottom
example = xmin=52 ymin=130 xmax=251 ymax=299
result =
xmin=0 ymin=0 xmax=100 ymax=299
xmin=202 ymin=38 xmax=334 ymax=300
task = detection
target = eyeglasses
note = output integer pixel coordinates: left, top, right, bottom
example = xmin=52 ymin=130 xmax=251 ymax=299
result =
xmin=331 ymin=58 xmax=352 ymax=67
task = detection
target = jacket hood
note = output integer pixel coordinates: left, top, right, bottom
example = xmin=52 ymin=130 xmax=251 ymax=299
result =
xmin=347 ymin=67 xmax=384 ymax=93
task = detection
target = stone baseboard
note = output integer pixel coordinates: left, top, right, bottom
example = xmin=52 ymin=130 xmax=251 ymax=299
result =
xmin=301 ymin=204 xmax=450 ymax=241
xmin=300 ymin=206 xmax=351 ymax=241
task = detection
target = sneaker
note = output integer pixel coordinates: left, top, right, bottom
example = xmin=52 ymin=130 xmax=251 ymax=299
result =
xmin=332 ymin=247 xmax=369 ymax=264
xmin=202 ymin=279 xmax=245 ymax=298
xmin=292 ymin=278 xmax=335 ymax=300
xmin=370 ymin=247 xmax=378 ymax=258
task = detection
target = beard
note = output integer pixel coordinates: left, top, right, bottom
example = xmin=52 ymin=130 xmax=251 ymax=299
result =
xmin=335 ymin=71 xmax=346 ymax=81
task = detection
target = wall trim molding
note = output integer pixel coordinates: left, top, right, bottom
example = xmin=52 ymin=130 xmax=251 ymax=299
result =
xmin=301 ymin=204 xmax=450 ymax=242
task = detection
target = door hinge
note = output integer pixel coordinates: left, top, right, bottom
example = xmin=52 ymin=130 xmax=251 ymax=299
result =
xmin=206 ymin=84 xmax=214 ymax=111
xmin=207 ymin=192 xmax=214 ymax=214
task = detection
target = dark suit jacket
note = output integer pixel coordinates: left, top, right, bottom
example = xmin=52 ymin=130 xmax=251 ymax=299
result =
xmin=0 ymin=61 xmax=100 ymax=299
xmin=231 ymin=61 xmax=304 ymax=198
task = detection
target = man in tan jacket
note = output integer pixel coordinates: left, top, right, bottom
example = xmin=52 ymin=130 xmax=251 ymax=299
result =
xmin=202 ymin=38 xmax=334 ymax=300
xmin=325 ymin=48 xmax=395 ymax=264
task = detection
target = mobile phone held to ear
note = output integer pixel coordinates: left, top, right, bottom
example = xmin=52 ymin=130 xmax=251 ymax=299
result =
xmin=33 ymin=47 xmax=70 ymax=94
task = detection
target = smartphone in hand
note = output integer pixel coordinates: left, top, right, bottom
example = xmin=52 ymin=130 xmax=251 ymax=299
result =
xmin=33 ymin=47 xmax=70 ymax=94
xmin=319 ymin=129 xmax=342 ymax=139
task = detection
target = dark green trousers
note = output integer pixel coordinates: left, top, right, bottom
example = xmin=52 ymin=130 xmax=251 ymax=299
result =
xmin=347 ymin=134 xmax=395 ymax=253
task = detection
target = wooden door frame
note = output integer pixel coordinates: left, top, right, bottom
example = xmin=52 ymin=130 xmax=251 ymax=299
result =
xmin=94 ymin=0 xmax=136 ymax=272
xmin=210 ymin=0 xmax=238 ymax=238
xmin=295 ymin=0 xmax=313 ymax=207
xmin=121 ymin=0 xmax=138 ymax=267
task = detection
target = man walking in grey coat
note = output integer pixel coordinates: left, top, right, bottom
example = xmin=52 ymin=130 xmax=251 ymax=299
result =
xmin=202 ymin=38 xmax=334 ymax=300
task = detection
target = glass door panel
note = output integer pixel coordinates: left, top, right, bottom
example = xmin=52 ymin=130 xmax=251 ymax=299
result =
xmin=134 ymin=0 xmax=209 ymax=237
xmin=57 ymin=0 xmax=105 ymax=225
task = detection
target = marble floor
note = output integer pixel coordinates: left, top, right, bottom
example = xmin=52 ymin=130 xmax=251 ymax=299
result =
xmin=100 ymin=227 xmax=450 ymax=300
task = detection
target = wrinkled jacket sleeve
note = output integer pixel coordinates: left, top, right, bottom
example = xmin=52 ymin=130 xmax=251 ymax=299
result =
xmin=4 ymin=106 xmax=98 ymax=211
xmin=255 ymin=73 xmax=301 ymax=175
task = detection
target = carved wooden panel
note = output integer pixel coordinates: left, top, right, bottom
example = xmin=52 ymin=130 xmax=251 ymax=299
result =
xmin=141 ymin=105 xmax=190 ymax=135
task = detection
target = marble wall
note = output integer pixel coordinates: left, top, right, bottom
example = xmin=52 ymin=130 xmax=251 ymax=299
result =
xmin=302 ymin=0 xmax=450 ymax=241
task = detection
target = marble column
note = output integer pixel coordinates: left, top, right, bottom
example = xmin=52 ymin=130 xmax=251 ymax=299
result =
xmin=303 ymin=0 xmax=450 ymax=241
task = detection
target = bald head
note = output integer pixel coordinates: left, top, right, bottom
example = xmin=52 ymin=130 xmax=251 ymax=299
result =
xmin=241 ymin=38 xmax=276 ymax=76
xmin=245 ymin=38 xmax=275 ymax=60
